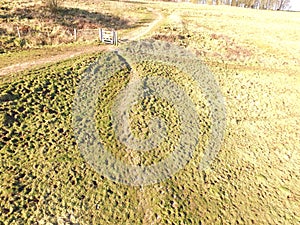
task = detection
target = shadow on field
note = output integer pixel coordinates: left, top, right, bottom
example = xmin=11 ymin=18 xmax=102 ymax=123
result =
xmin=6 ymin=5 xmax=135 ymax=30
xmin=55 ymin=7 xmax=132 ymax=30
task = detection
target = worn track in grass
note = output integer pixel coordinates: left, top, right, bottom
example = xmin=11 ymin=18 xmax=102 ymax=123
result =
xmin=0 ymin=1 xmax=299 ymax=225
xmin=0 ymin=9 xmax=164 ymax=77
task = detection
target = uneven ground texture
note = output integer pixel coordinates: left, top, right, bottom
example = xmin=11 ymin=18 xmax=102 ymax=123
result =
xmin=0 ymin=1 xmax=300 ymax=225
xmin=0 ymin=0 xmax=155 ymax=51
xmin=0 ymin=0 xmax=161 ymax=75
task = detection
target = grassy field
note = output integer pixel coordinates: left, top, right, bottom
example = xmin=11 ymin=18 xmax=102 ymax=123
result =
xmin=0 ymin=0 xmax=155 ymax=54
xmin=0 ymin=1 xmax=300 ymax=225
xmin=0 ymin=0 xmax=156 ymax=72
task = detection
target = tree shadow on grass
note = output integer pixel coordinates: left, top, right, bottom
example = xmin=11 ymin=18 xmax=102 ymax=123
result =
xmin=55 ymin=7 xmax=133 ymax=30
xmin=8 ymin=5 xmax=136 ymax=31
xmin=0 ymin=3 xmax=151 ymax=49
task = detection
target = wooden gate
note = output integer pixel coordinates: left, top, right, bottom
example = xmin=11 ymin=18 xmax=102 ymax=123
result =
xmin=99 ymin=29 xmax=118 ymax=45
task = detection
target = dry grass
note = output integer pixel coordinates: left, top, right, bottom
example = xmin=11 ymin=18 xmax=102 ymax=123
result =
xmin=0 ymin=0 xmax=155 ymax=52
xmin=148 ymin=2 xmax=300 ymax=224
xmin=0 ymin=1 xmax=299 ymax=225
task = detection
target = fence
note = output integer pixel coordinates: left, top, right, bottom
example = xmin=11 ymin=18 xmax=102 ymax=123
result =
xmin=13 ymin=26 xmax=118 ymax=46
xmin=99 ymin=29 xmax=118 ymax=45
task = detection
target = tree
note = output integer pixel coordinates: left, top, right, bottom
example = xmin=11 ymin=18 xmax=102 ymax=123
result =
xmin=245 ymin=0 xmax=256 ymax=7
xmin=231 ymin=0 xmax=238 ymax=6
xmin=266 ymin=0 xmax=271 ymax=9
xmin=45 ymin=0 xmax=62 ymax=13
xmin=276 ymin=0 xmax=290 ymax=10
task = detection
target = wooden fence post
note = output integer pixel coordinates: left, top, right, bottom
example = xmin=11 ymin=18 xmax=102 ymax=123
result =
xmin=99 ymin=28 xmax=102 ymax=42
xmin=74 ymin=28 xmax=77 ymax=41
xmin=17 ymin=26 xmax=21 ymax=39
xmin=113 ymin=30 xmax=118 ymax=45
xmin=115 ymin=31 xmax=118 ymax=45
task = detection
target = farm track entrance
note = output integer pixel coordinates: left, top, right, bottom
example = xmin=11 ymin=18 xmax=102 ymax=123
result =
xmin=0 ymin=10 xmax=163 ymax=76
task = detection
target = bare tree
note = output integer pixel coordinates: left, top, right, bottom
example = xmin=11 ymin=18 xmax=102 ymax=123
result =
xmin=231 ymin=0 xmax=238 ymax=6
xmin=258 ymin=0 xmax=269 ymax=9
xmin=246 ymin=0 xmax=256 ymax=7
xmin=45 ymin=0 xmax=62 ymax=13
xmin=277 ymin=0 xmax=290 ymax=10
xmin=266 ymin=0 xmax=271 ymax=9
xmin=190 ymin=0 xmax=289 ymax=9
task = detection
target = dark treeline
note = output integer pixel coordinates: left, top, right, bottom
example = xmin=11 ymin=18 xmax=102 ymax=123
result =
xmin=163 ymin=0 xmax=291 ymax=10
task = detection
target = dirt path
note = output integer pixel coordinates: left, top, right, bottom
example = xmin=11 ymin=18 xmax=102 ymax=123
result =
xmin=123 ymin=10 xmax=163 ymax=41
xmin=0 ymin=10 xmax=164 ymax=77
xmin=0 ymin=46 xmax=109 ymax=76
